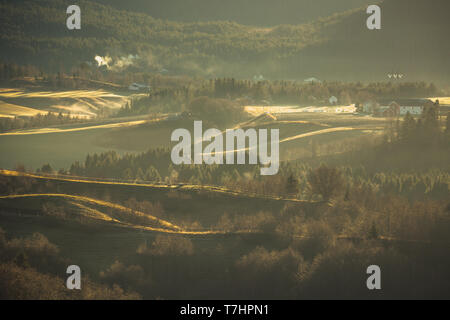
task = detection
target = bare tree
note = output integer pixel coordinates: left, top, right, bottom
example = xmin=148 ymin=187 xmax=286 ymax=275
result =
xmin=307 ymin=164 xmax=345 ymax=201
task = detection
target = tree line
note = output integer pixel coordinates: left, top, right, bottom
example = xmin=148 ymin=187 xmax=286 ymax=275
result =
xmin=33 ymin=147 xmax=447 ymax=202
xmin=116 ymin=78 xmax=442 ymax=118
xmin=0 ymin=112 xmax=87 ymax=133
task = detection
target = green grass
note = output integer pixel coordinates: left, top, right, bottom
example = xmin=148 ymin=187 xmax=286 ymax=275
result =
xmin=0 ymin=108 xmax=388 ymax=171
xmin=0 ymin=127 xmax=125 ymax=170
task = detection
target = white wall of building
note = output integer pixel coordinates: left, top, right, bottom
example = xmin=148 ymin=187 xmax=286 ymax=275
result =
xmin=399 ymin=106 xmax=423 ymax=115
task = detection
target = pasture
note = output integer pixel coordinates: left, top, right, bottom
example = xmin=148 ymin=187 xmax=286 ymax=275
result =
xmin=0 ymin=103 xmax=389 ymax=170
xmin=0 ymin=88 xmax=130 ymax=118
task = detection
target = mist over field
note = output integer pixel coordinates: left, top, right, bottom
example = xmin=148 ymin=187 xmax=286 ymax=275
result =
xmin=0 ymin=0 xmax=449 ymax=301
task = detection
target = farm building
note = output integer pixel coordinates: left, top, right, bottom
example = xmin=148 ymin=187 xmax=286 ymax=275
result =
xmin=329 ymin=96 xmax=338 ymax=105
xmin=365 ymin=98 xmax=436 ymax=116
xmin=129 ymin=83 xmax=150 ymax=91
xmin=362 ymin=101 xmax=378 ymax=113
xmin=393 ymin=99 xmax=434 ymax=115
xmin=304 ymin=77 xmax=322 ymax=84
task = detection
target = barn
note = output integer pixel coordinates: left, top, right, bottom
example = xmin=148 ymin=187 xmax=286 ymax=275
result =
xmin=378 ymin=99 xmax=435 ymax=116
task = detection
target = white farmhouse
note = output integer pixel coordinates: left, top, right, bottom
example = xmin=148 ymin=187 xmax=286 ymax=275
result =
xmin=304 ymin=77 xmax=322 ymax=84
xmin=395 ymin=99 xmax=433 ymax=115
xmin=362 ymin=101 xmax=378 ymax=113
xmin=367 ymin=98 xmax=434 ymax=116
xmin=129 ymin=83 xmax=150 ymax=91
xmin=329 ymin=96 xmax=338 ymax=105
xmin=399 ymin=106 xmax=423 ymax=115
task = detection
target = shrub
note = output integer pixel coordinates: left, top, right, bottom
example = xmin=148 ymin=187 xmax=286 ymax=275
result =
xmin=137 ymin=235 xmax=194 ymax=256
xmin=187 ymin=96 xmax=246 ymax=127
xmin=235 ymin=247 xmax=304 ymax=298
xmin=294 ymin=221 xmax=336 ymax=259
xmin=0 ymin=263 xmax=141 ymax=300
xmin=100 ymin=260 xmax=147 ymax=290
xmin=307 ymin=164 xmax=345 ymax=201
xmin=217 ymin=211 xmax=276 ymax=233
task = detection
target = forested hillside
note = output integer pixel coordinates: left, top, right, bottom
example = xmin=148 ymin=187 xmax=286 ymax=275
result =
xmin=90 ymin=0 xmax=371 ymax=26
xmin=0 ymin=0 xmax=325 ymax=76
xmin=0 ymin=0 xmax=449 ymax=81
xmin=301 ymin=0 xmax=450 ymax=83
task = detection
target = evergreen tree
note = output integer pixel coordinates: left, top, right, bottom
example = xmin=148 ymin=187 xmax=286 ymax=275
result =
xmin=400 ymin=112 xmax=416 ymax=142
xmin=135 ymin=168 xmax=145 ymax=181
xmin=285 ymin=174 xmax=299 ymax=196
xmin=445 ymin=113 xmax=450 ymax=135
xmin=40 ymin=163 xmax=53 ymax=174
xmin=122 ymin=168 xmax=133 ymax=180
xmin=368 ymin=222 xmax=379 ymax=240
xmin=145 ymin=166 xmax=161 ymax=182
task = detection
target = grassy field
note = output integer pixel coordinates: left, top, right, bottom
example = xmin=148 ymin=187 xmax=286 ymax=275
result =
xmin=0 ymin=170 xmax=299 ymax=277
xmin=0 ymin=100 xmax=43 ymax=118
xmin=0 ymin=169 xmax=314 ymax=227
xmin=0 ymin=106 xmax=388 ymax=170
xmin=0 ymin=88 xmax=131 ymax=118
xmin=0 ymin=107 xmax=447 ymax=299
xmin=0 ymin=205 xmax=261 ymax=281
xmin=1 ymin=162 xmax=448 ymax=300
xmin=0 ymin=124 xmax=129 ymax=170
xmin=429 ymin=96 xmax=450 ymax=105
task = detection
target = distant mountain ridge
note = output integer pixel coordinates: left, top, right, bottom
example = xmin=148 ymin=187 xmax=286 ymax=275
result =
xmin=0 ymin=0 xmax=448 ymax=83
xmin=295 ymin=0 xmax=450 ymax=83
xmin=90 ymin=0 xmax=371 ymax=26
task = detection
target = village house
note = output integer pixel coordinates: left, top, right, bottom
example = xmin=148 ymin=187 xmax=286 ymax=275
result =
xmin=364 ymin=98 xmax=435 ymax=117
xmin=303 ymin=77 xmax=322 ymax=84
xmin=128 ymin=83 xmax=150 ymax=91
xmin=362 ymin=100 xmax=378 ymax=114
xmin=329 ymin=96 xmax=338 ymax=105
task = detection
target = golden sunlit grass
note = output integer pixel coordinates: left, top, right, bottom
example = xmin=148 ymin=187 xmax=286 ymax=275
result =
xmin=0 ymin=119 xmax=147 ymax=136
xmin=0 ymin=88 xmax=130 ymax=119
xmin=280 ymin=126 xmax=383 ymax=143
xmin=0 ymin=170 xmax=312 ymax=203
xmin=244 ymin=105 xmax=357 ymax=116
xmin=0 ymin=88 xmax=125 ymax=99
xmin=429 ymin=97 xmax=450 ymax=105
xmin=201 ymin=126 xmax=383 ymax=156
xmin=0 ymin=193 xmax=238 ymax=235
xmin=0 ymin=193 xmax=180 ymax=232
xmin=0 ymin=100 xmax=42 ymax=117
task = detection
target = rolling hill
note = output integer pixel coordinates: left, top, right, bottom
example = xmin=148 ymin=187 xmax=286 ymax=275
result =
xmin=0 ymin=88 xmax=129 ymax=118
xmin=0 ymin=168 xmax=323 ymax=231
